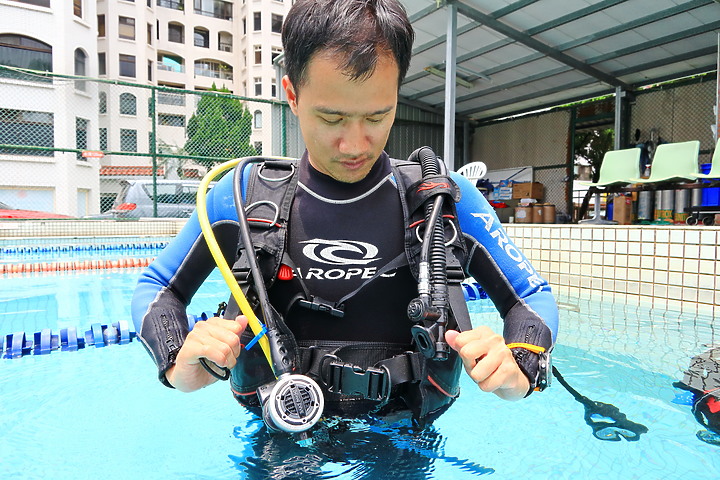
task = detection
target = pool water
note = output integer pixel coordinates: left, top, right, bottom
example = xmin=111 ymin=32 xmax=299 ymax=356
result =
xmin=2 ymin=268 xmax=720 ymax=479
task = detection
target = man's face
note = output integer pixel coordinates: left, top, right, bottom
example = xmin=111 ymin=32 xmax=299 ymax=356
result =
xmin=283 ymin=53 xmax=399 ymax=183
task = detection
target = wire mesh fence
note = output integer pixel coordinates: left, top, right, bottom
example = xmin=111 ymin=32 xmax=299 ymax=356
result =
xmin=573 ymin=74 xmax=717 ymax=223
xmin=0 ymin=65 xmax=295 ymax=223
xmin=1 ymin=65 xmax=716 ymax=229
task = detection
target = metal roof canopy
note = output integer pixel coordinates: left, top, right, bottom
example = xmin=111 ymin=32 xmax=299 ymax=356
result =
xmin=400 ymin=0 xmax=720 ymax=126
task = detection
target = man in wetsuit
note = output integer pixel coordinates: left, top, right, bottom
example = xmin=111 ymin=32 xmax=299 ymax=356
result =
xmin=132 ymin=0 xmax=559 ymax=422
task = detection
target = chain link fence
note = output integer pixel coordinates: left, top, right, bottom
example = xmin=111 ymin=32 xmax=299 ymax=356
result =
xmin=0 ymin=65 xmax=296 ymax=225
xmin=468 ymin=72 xmax=717 ymax=224
xmin=2 ymin=65 xmax=716 ymax=229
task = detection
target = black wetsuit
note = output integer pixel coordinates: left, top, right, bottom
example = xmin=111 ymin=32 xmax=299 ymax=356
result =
xmin=276 ymin=152 xmax=416 ymax=344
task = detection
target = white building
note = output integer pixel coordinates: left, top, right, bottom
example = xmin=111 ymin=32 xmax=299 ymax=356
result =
xmin=96 ymin=0 xmax=290 ymax=165
xmin=0 ymin=0 xmax=292 ymax=215
xmin=0 ymin=0 xmax=100 ymax=216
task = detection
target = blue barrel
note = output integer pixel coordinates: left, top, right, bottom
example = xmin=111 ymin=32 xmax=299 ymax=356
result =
xmin=701 ymin=164 xmax=720 ymax=206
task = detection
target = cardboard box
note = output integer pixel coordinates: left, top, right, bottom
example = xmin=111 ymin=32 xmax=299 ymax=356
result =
xmin=613 ymin=194 xmax=633 ymax=225
xmin=512 ymin=182 xmax=544 ymax=200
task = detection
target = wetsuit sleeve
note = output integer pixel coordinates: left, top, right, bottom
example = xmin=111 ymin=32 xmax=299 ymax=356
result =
xmin=450 ymin=172 xmax=559 ymax=353
xmin=131 ymin=170 xmax=241 ymax=387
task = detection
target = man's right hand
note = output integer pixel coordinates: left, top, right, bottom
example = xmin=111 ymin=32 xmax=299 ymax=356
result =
xmin=165 ymin=315 xmax=248 ymax=392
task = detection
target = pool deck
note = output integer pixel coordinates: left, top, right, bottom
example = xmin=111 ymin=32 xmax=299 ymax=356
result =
xmin=1 ymin=219 xmax=719 ymax=317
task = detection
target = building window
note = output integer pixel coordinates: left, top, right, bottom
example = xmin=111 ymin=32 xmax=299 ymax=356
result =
xmin=119 ymin=54 xmax=136 ymax=77
xmin=194 ymin=0 xmax=232 ymax=20
xmin=74 ymin=0 xmax=82 ymax=18
xmin=0 ymin=34 xmax=52 ymax=76
xmin=0 ymin=109 xmax=54 ymax=157
xmin=254 ymin=45 xmax=261 ymax=65
xmin=120 ymin=129 xmax=137 ymax=152
xmin=271 ymin=47 xmax=282 ymax=65
xmin=98 ymin=52 xmax=106 ymax=75
xmin=254 ymin=77 xmax=261 ymax=97
xmin=76 ymin=117 xmax=89 ymax=160
xmin=168 ymin=22 xmax=184 ymax=43
xmin=253 ymin=110 xmax=262 ymax=129
xmin=194 ymin=27 xmax=209 ymax=48
xmin=147 ymin=23 xmax=153 ymax=45
xmin=98 ymin=15 xmax=106 ymax=37
xmin=10 ymin=0 xmax=50 ymax=6
xmin=74 ymin=48 xmax=87 ymax=91
xmin=271 ymin=14 xmax=283 ymax=33
xmin=253 ymin=12 xmax=261 ymax=31
xmin=99 ymin=127 xmax=107 ymax=151
xmin=271 ymin=77 xmax=277 ymax=98
xmin=99 ymin=91 xmax=107 ymax=114
xmin=254 ymin=141 xmax=262 ymax=155
xmin=120 ymin=93 xmax=137 ymax=116
xmin=159 ymin=114 xmax=185 ymax=127
xmin=242 ymin=18 xmax=246 ymax=35
xmin=119 ymin=17 xmax=136 ymax=40
xmin=158 ymin=53 xmax=184 ymax=73
xmin=147 ymin=60 xmax=152 ymax=81
xmin=158 ymin=91 xmax=185 ymax=106
xmin=218 ymin=32 xmax=232 ymax=52
xmin=157 ymin=0 xmax=183 ymax=10
xmin=194 ymin=60 xmax=232 ymax=80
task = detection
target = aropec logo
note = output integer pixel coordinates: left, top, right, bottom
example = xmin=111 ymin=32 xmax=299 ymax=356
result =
xmin=298 ymin=239 xmax=393 ymax=280
xmin=417 ymin=181 xmax=449 ymax=192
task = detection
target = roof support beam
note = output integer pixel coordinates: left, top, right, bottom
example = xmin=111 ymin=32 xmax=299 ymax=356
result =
xmin=450 ymin=0 xmax=632 ymax=90
xmin=444 ymin=3 xmax=458 ymax=170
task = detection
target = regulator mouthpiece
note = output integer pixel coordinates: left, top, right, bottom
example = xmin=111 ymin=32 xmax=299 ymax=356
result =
xmin=260 ymin=374 xmax=324 ymax=434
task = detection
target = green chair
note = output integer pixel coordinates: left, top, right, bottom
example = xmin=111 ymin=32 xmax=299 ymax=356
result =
xmin=630 ymin=140 xmax=700 ymax=183
xmin=696 ymin=140 xmax=720 ymax=179
xmin=578 ymin=148 xmax=641 ymax=187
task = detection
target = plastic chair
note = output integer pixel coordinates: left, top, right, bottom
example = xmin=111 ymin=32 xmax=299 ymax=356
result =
xmin=577 ymin=148 xmax=641 ymax=188
xmin=630 ymin=140 xmax=700 ymax=183
xmin=696 ymin=140 xmax=720 ymax=179
xmin=456 ymin=161 xmax=488 ymax=182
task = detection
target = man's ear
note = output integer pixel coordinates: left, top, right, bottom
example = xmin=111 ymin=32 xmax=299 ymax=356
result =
xmin=282 ymin=75 xmax=298 ymax=114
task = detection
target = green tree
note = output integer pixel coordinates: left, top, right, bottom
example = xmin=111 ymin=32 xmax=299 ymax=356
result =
xmin=184 ymin=84 xmax=256 ymax=170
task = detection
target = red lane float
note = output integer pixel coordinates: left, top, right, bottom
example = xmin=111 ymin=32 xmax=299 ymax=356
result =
xmin=0 ymin=257 xmax=156 ymax=275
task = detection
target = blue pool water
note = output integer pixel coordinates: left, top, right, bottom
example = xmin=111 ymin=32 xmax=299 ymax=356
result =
xmin=2 ymin=251 xmax=720 ymax=478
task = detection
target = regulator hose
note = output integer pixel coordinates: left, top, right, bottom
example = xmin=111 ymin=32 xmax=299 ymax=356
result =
xmin=196 ymin=156 xmax=323 ymax=436
xmin=407 ymin=146 xmax=451 ymax=360
xmin=196 ymin=157 xmax=274 ymax=369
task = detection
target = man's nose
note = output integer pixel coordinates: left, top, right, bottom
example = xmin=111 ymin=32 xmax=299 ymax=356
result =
xmin=338 ymin=122 xmax=370 ymax=156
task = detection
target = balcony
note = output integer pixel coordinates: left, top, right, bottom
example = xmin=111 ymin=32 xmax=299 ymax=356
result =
xmin=194 ymin=67 xmax=232 ymax=81
xmin=193 ymin=7 xmax=231 ymax=21
xmin=157 ymin=0 xmax=183 ymax=11
xmin=157 ymin=63 xmax=185 ymax=73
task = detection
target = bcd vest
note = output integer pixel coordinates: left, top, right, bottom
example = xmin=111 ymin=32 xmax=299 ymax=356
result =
xmin=223 ymin=157 xmax=473 ymax=427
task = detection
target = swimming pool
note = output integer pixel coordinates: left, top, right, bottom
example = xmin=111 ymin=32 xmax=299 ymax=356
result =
xmin=2 ymin=247 xmax=720 ymax=479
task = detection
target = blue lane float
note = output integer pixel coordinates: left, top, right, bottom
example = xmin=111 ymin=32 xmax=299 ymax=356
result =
xmin=2 ymin=320 xmax=136 ymax=359
xmin=1 ymin=285 xmax=488 ymax=360
xmin=1 ymin=312 xmax=221 ymax=360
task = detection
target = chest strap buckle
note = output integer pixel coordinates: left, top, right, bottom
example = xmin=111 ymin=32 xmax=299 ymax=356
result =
xmin=320 ymin=355 xmax=391 ymax=403
xmin=298 ymin=296 xmax=345 ymax=318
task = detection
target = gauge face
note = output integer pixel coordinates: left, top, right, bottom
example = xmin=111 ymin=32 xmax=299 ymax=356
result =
xmin=264 ymin=374 xmax=324 ymax=433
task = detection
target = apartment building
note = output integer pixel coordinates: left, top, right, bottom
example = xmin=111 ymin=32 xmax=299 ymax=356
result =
xmin=0 ymin=0 xmax=291 ymax=215
xmin=96 ymin=0 xmax=290 ymax=166
xmin=0 ymin=0 xmax=100 ymax=216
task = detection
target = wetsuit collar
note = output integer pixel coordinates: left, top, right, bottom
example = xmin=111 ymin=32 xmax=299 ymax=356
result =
xmin=299 ymin=151 xmax=392 ymax=202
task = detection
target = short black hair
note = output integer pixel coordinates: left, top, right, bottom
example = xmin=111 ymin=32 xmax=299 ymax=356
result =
xmin=281 ymin=0 xmax=414 ymax=92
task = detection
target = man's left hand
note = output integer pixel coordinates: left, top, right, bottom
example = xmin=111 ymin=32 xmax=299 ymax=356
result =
xmin=445 ymin=327 xmax=530 ymax=401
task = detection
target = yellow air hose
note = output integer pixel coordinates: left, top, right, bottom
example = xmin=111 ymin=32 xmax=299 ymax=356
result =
xmin=195 ymin=157 xmax=291 ymax=371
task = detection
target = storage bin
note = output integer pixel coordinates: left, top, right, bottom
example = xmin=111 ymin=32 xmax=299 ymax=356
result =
xmin=700 ymin=163 xmax=720 ymax=206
